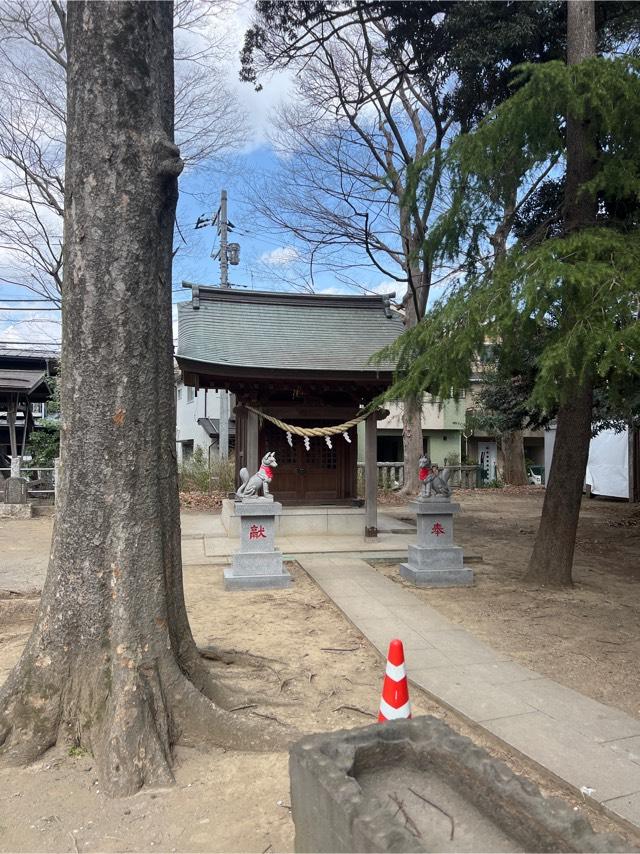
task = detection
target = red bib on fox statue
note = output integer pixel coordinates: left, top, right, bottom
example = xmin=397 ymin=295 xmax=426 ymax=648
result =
xmin=419 ymin=465 xmax=430 ymax=482
xmin=260 ymin=465 xmax=274 ymax=480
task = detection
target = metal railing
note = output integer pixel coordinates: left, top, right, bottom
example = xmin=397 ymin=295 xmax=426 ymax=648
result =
xmin=357 ymin=462 xmax=482 ymax=490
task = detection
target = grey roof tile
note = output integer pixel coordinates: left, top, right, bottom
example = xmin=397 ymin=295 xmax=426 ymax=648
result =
xmin=176 ymin=288 xmax=404 ymax=373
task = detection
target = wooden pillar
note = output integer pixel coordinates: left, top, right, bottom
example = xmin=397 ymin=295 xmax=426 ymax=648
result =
xmin=219 ymin=389 xmax=229 ymax=460
xmin=7 ymin=395 xmax=17 ymax=459
xmin=21 ymin=394 xmax=30 ymax=457
xmin=246 ymin=408 xmax=259 ymax=474
xmin=365 ymin=411 xmax=377 ymax=537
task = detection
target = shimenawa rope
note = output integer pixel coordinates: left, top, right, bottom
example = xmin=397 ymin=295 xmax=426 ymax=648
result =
xmin=245 ymin=405 xmax=368 ymax=437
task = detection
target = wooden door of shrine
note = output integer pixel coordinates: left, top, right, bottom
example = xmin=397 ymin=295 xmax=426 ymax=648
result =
xmin=260 ymin=421 xmax=355 ymax=503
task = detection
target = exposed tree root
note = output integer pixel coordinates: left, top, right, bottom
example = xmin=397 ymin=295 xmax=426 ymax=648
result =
xmin=187 ymin=646 xmax=297 ymax=710
xmin=198 ymin=645 xmax=288 ymax=669
xmin=171 ymin=669 xmax=297 ymax=754
xmin=1 ymin=646 xmax=300 ymax=798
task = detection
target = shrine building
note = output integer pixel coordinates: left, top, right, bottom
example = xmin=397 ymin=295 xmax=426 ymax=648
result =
xmin=175 ymin=285 xmax=404 ymax=536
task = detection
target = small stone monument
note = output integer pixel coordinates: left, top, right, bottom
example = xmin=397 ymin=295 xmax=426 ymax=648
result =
xmin=223 ymin=452 xmax=292 ymax=590
xmin=400 ymin=458 xmax=473 ymax=587
xmin=0 ymin=456 xmax=32 ymax=518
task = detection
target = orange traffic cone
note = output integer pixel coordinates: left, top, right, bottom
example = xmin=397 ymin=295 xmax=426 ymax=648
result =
xmin=378 ymin=638 xmax=411 ymax=722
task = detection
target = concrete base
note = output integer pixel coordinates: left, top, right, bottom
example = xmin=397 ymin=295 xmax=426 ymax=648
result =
xmin=224 ymin=566 xmax=292 ymax=590
xmin=400 ymin=562 xmax=474 ymax=587
xmin=221 ymin=499 xmax=366 ymax=537
xmin=0 ymin=503 xmax=33 ymax=519
xmin=407 ymin=543 xmax=464 ymax=569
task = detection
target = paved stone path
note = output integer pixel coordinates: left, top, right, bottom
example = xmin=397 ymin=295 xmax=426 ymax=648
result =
xmin=298 ymin=554 xmax=640 ymax=832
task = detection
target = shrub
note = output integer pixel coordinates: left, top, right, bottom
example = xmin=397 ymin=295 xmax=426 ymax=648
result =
xmin=178 ymin=446 xmax=235 ymax=494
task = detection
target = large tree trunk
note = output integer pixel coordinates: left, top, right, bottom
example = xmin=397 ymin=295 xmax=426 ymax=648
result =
xmin=525 ymin=382 xmax=592 ymax=585
xmin=401 ymin=393 xmax=423 ymax=493
xmin=0 ymin=1 xmax=282 ymax=798
xmin=526 ymin=0 xmax=596 ymax=586
xmin=400 ymin=261 xmax=427 ymax=495
xmin=499 ymin=431 xmax=527 ymax=486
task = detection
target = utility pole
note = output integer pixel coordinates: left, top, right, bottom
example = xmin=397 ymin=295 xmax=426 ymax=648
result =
xmin=217 ymin=190 xmax=230 ymax=460
xmin=219 ymin=189 xmax=229 ymax=288
xmin=195 ymin=189 xmax=241 ymax=462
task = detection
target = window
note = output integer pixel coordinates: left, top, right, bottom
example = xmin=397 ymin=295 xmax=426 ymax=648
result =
xmin=186 ymin=387 xmax=195 ymax=404
xmin=177 ymin=387 xmax=182 ymax=400
xmin=182 ymin=440 xmax=194 ymax=460
xmin=31 ymin=402 xmax=45 ymax=418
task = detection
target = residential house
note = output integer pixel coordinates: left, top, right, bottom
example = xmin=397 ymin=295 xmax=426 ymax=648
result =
xmin=175 ymin=372 xmax=235 ymax=463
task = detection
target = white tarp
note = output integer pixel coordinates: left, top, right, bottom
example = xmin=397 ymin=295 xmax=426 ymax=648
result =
xmin=585 ymin=428 xmax=629 ymax=499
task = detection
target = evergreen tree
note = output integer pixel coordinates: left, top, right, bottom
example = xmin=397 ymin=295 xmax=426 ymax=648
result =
xmin=376 ymin=7 xmax=640 ymax=585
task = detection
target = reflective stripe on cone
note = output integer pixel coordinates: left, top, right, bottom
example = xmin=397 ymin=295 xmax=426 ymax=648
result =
xmin=378 ymin=638 xmax=411 ymax=722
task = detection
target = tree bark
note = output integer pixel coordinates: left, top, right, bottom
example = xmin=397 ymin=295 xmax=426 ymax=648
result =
xmin=563 ymin=0 xmax=597 ymax=234
xmin=525 ymin=382 xmax=593 ymax=585
xmin=499 ymin=431 xmax=527 ymax=486
xmin=526 ymin=0 xmax=596 ymax=586
xmin=400 ymin=260 xmax=427 ymax=495
xmin=0 ymin=1 xmax=284 ymax=798
xmin=401 ymin=393 xmax=424 ymax=493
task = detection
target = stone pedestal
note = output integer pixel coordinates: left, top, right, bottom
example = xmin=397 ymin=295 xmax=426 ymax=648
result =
xmin=400 ymin=497 xmax=473 ymax=587
xmin=224 ymin=498 xmax=292 ymax=590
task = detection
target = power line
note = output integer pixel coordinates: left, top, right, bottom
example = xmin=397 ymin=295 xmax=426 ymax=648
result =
xmin=0 ymin=340 xmax=61 ymax=346
xmin=0 ymin=298 xmax=59 ymax=303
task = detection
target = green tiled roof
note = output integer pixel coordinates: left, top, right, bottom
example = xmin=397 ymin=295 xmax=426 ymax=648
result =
xmin=176 ymin=287 xmax=404 ymax=373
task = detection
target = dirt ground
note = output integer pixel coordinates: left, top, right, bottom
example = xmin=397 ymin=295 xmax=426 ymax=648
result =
xmin=0 ymin=493 xmax=639 ymax=852
xmin=381 ymin=490 xmax=640 ymax=719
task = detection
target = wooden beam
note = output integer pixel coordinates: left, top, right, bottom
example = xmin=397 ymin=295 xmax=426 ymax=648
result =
xmin=365 ymin=411 xmax=377 ymax=537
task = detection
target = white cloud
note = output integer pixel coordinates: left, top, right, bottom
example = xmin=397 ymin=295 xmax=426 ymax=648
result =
xmin=370 ymin=280 xmax=407 ymax=301
xmin=317 ymin=286 xmax=348 ymax=295
xmin=202 ymin=0 xmax=295 ymax=151
xmin=0 ymin=315 xmax=61 ymax=349
xmin=259 ymin=246 xmax=299 ymax=267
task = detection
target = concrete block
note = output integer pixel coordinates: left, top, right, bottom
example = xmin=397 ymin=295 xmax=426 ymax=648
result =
xmin=603 ymin=792 xmax=640 ymax=828
xmin=445 ymin=661 xmax=543 ymax=687
xmin=290 ymin=716 xmax=633 ymax=853
xmin=229 ymin=551 xmax=285 ymax=575
xmin=0 ymin=503 xmax=33 ymax=519
xmin=409 ymin=666 xmax=536 ymax=721
xmin=416 ymin=628 xmax=507 ymax=664
xmin=327 ymin=512 xmax=365 ymax=536
xmin=387 ymin=603 xmax=461 ymax=634
xmin=509 ymin=678 xmax=640 ymax=744
xmin=279 ymin=514 xmax=328 ymax=536
xmin=484 ymin=711 xmax=640 ymax=803
xmin=406 ymin=544 xmax=465 ymax=569
xmin=607 ymin=736 xmax=640 ymax=766
xmin=350 ymin=619 xmax=435 ymax=655
xmin=223 ymin=568 xmax=292 ymax=590
xmin=400 ymin=563 xmax=474 ymax=588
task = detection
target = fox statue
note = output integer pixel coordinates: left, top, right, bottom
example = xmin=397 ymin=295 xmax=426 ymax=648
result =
xmin=236 ymin=451 xmax=278 ymax=499
xmin=419 ymin=456 xmax=452 ymax=499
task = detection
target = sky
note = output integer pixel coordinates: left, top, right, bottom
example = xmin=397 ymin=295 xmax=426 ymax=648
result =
xmin=0 ymin=0 xmax=404 ymax=351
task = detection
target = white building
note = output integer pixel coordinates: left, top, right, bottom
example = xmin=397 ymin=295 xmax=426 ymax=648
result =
xmin=175 ymin=378 xmax=234 ymax=463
